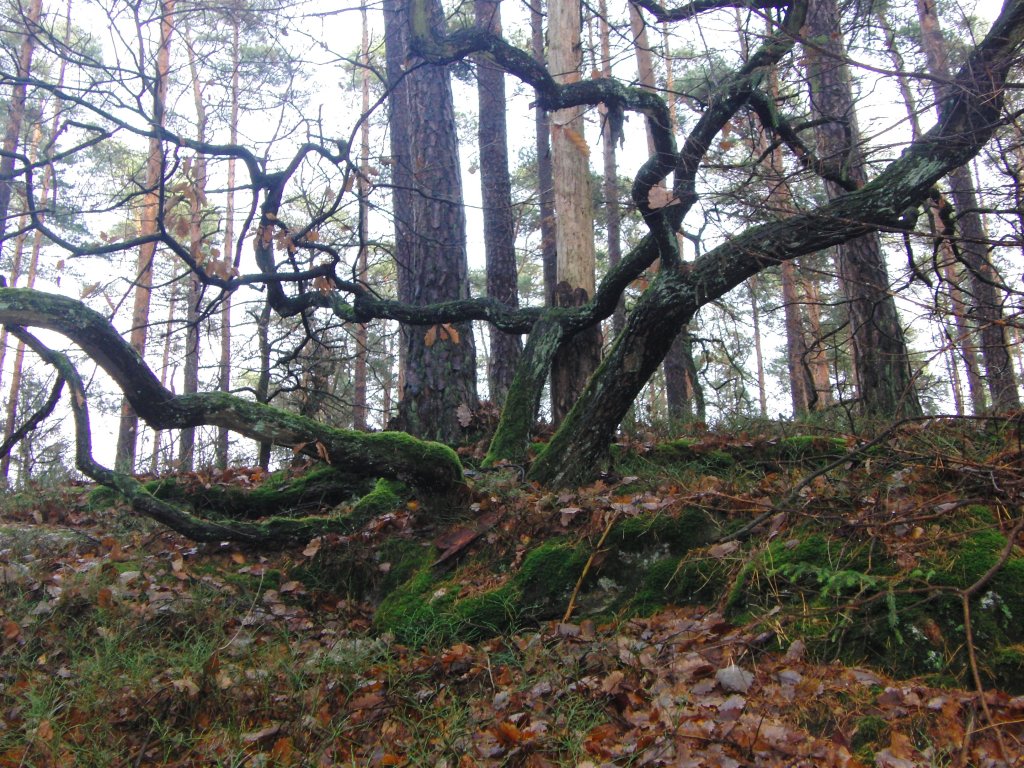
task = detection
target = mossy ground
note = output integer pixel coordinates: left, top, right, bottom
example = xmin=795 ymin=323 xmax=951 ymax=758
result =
xmin=4 ymin=421 xmax=1024 ymax=762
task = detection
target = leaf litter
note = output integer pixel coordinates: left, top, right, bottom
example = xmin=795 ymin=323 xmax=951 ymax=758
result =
xmin=2 ymin=427 xmax=1024 ymax=765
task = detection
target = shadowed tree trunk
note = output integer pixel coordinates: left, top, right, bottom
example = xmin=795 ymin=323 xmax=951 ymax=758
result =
xmin=476 ymin=0 xmax=522 ymax=406
xmin=803 ymin=0 xmax=922 ymax=419
xmin=630 ymin=2 xmax=700 ymax=422
xmin=384 ymin=0 xmax=479 ymax=442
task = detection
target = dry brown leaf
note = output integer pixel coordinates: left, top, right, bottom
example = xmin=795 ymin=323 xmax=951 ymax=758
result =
xmin=2 ymin=620 xmax=19 ymax=641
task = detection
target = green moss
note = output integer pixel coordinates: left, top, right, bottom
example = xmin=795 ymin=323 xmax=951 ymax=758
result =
xmin=454 ymin=587 xmax=520 ymax=639
xmin=87 ymin=485 xmax=120 ymax=510
xmin=990 ymin=644 xmax=1024 ymax=693
xmin=629 ymin=555 xmax=730 ymax=614
xmin=294 ymin=535 xmax=429 ymax=599
xmin=851 ymin=714 xmax=888 ymax=757
xmin=373 ymin=562 xmax=450 ymax=645
xmin=124 ymin=465 xmax=372 ymax=521
xmin=345 ymin=479 xmax=406 ymax=527
xmin=777 ymin=435 xmax=847 ymax=459
xmin=609 ymin=507 xmax=717 ymax=552
xmin=517 ymin=540 xmax=588 ymax=604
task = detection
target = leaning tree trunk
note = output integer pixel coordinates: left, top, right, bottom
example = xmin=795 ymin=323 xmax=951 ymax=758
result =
xmin=528 ymin=0 xmax=1024 ymax=484
xmin=384 ymin=0 xmax=479 ymax=443
xmin=915 ymin=0 xmax=1020 ymax=412
xmin=476 ymin=0 xmax=522 ymax=406
xmin=803 ymin=0 xmax=922 ymax=419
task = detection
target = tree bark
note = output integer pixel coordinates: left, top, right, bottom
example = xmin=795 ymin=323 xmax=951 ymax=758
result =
xmin=803 ymin=0 xmax=922 ymax=419
xmin=384 ymin=0 xmax=479 ymax=443
xmin=548 ymin=0 xmax=602 ymax=425
xmin=476 ymin=0 xmax=522 ymax=406
xmin=180 ymin=32 xmax=208 ymax=471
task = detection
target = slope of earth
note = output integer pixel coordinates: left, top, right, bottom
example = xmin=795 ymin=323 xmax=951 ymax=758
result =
xmin=1 ymin=418 xmax=1023 ymax=766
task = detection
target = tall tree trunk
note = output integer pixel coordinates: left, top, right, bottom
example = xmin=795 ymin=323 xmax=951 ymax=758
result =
xmin=216 ymin=9 xmax=241 ymax=467
xmin=116 ymin=0 xmax=175 ymax=472
xmin=803 ymin=0 xmax=921 ymax=419
xmin=384 ymin=0 xmax=478 ymax=443
xmin=0 ymin=0 xmax=42 ymax=245
xmin=180 ymin=31 xmax=208 ymax=471
xmin=600 ymin=0 xmax=625 ymax=338
xmin=748 ymin=277 xmax=767 ymax=417
xmin=548 ymin=0 xmax=601 ymax=426
xmin=352 ymin=6 xmax=371 ymax=431
xmin=476 ymin=0 xmax=522 ymax=406
xmin=914 ymin=0 xmax=1020 ymax=412
xmin=780 ymin=261 xmax=814 ymax=415
xmin=531 ymin=0 xmax=558 ymax=307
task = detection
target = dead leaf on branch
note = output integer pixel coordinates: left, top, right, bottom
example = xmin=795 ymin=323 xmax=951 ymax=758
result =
xmin=424 ymin=323 xmax=461 ymax=347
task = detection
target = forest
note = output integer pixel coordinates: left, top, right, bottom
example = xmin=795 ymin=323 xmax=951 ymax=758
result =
xmin=2 ymin=0 xmax=1024 ymax=763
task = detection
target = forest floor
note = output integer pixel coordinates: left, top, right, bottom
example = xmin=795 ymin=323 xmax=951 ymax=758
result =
xmin=2 ymin=418 xmax=1024 ymax=766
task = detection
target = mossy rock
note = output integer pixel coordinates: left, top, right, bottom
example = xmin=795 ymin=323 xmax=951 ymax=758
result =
xmin=628 ymin=554 xmax=732 ymax=614
xmin=646 ymin=440 xmax=735 ymax=471
xmin=373 ymin=540 xmax=589 ymax=645
xmin=293 ymin=535 xmax=430 ymax=599
xmin=608 ymin=507 xmax=717 ymax=552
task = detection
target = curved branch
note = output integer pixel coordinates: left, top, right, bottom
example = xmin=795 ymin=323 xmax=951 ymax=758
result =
xmin=0 ymin=288 xmax=464 ymax=491
xmin=0 ymin=366 xmax=63 ymax=462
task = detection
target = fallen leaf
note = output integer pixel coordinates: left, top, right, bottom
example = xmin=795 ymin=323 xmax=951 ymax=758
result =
xmin=715 ymin=663 xmax=754 ymax=693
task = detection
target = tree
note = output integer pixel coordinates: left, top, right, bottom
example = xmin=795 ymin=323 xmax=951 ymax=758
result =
xmin=548 ymin=0 xmax=602 ymax=425
xmin=383 ymin=0 xmax=479 ymax=442
xmin=802 ymin=0 xmax=922 ymax=419
xmin=475 ymin=0 xmax=522 ymax=405
xmin=0 ymin=0 xmax=1022 ymax=544
xmin=914 ymin=0 xmax=1021 ymax=412
xmin=114 ymin=0 xmax=174 ymax=472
